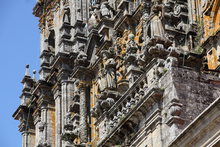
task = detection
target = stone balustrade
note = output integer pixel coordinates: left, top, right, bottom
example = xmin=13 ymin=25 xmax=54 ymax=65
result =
xmin=97 ymin=58 xmax=164 ymax=146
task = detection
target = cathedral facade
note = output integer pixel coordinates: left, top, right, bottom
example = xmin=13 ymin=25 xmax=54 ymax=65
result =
xmin=13 ymin=0 xmax=220 ymax=147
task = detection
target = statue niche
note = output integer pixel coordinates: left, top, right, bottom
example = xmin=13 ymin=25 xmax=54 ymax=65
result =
xmin=98 ymin=50 xmax=117 ymax=92
xmin=147 ymin=2 xmax=165 ymax=39
xmin=145 ymin=1 xmax=173 ymax=57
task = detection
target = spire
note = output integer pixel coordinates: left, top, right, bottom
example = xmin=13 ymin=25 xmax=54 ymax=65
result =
xmin=25 ymin=64 xmax=30 ymax=76
xmin=33 ymin=70 xmax=36 ymax=81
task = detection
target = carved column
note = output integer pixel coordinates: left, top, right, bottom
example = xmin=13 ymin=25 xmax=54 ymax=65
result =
xmin=33 ymin=108 xmax=41 ymax=146
xmin=53 ymin=84 xmax=62 ymax=147
xmin=22 ymin=130 xmax=35 ymax=147
xmin=36 ymin=82 xmax=55 ymax=147
xmin=78 ymin=80 xmax=88 ymax=143
xmin=61 ymin=81 xmax=74 ymax=125
xmin=39 ymin=102 xmax=55 ymax=147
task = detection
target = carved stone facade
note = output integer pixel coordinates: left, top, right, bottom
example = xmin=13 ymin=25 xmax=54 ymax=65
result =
xmin=13 ymin=0 xmax=220 ymax=147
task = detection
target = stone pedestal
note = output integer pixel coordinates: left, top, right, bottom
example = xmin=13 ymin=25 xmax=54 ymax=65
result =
xmin=126 ymin=65 xmax=142 ymax=87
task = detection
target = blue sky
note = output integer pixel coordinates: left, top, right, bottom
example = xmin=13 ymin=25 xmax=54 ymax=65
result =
xmin=0 ymin=0 xmax=39 ymax=146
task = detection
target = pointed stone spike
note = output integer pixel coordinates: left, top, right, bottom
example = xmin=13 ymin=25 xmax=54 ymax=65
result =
xmin=25 ymin=64 xmax=30 ymax=76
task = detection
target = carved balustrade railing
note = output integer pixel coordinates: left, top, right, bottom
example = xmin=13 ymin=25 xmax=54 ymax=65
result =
xmin=97 ymin=58 xmax=163 ymax=146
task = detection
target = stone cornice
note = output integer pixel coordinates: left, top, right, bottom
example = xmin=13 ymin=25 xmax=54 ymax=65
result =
xmin=169 ymin=96 xmax=220 ymax=147
xmin=98 ymin=87 xmax=163 ymax=146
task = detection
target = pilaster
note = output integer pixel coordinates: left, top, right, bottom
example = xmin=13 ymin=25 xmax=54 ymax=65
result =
xmin=77 ymin=80 xmax=89 ymax=143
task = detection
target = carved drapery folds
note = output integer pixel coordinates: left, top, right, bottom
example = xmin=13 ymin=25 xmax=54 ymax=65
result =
xmin=98 ymin=50 xmax=117 ymax=92
xmin=91 ymin=50 xmax=118 ymax=119
xmin=15 ymin=0 xmax=220 ymax=147
xmin=148 ymin=2 xmax=165 ymax=39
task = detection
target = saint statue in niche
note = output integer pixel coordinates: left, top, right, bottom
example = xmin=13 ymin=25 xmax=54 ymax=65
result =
xmin=146 ymin=1 xmax=165 ymax=39
xmin=98 ymin=50 xmax=116 ymax=91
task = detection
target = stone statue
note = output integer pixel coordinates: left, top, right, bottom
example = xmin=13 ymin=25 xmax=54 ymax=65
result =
xmin=101 ymin=2 xmax=111 ymax=18
xmin=124 ymin=33 xmax=139 ymax=66
xmin=88 ymin=11 xmax=99 ymax=29
xmin=101 ymin=98 xmax=115 ymax=109
xmin=150 ymin=12 xmax=164 ymax=38
xmin=126 ymin=33 xmax=139 ymax=54
xmin=75 ymin=45 xmax=89 ymax=67
xmin=147 ymin=3 xmax=165 ymax=38
xmin=98 ymin=50 xmax=117 ymax=91
xmin=65 ymin=112 xmax=72 ymax=125
xmin=98 ymin=70 xmax=106 ymax=92
xmin=91 ymin=99 xmax=103 ymax=118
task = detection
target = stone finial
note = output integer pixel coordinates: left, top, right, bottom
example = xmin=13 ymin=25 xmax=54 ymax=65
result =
xmin=33 ymin=70 xmax=36 ymax=81
xmin=25 ymin=64 xmax=30 ymax=76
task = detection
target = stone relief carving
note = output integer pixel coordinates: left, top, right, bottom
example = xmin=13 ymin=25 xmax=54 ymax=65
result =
xmin=98 ymin=50 xmax=117 ymax=92
xmin=21 ymin=0 xmax=220 ymax=146
xmin=47 ymin=11 xmax=54 ymax=28
xmin=135 ymin=19 xmax=144 ymax=47
xmin=75 ymin=45 xmax=89 ymax=67
xmin=101 ymin=2 xmax=111 ymax=18
xmin=147 ymin=2 xmax=165 ymax=39
xmin=124 ymin=33 xmax=140 ymax=67
xmin=38 ymin=121 xmax=46 ymax=132
xmin=61 ymin=113 xmax=80 ymax=144
xmin=101 ymin=97 xmax=115 ymax=110
xmin=88 ymin=10 xmax=100 ymax=29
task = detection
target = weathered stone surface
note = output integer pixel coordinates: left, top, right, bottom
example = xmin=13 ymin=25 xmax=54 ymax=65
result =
xmin=13 ymin=0 xmax=220 ymax=147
